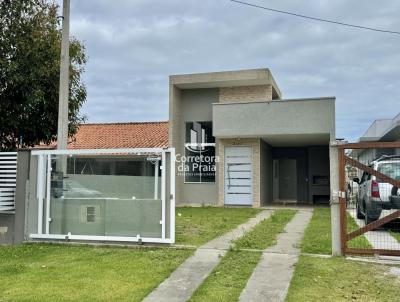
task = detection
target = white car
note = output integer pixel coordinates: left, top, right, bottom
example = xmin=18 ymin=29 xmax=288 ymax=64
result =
xmin=354 ymin=156 xmax=400 ymax=224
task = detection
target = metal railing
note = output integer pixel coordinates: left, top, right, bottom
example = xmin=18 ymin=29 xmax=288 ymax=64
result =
xmin=0 ymin=152 xmax=17 ymax=214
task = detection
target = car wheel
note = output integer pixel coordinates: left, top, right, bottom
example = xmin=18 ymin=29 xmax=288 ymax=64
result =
xmin=356 ymin=201 xmax=364 ymax=219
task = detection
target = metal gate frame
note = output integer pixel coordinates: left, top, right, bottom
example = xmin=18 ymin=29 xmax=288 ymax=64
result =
xmin=338 ymin=142 xmax=400 ymax=256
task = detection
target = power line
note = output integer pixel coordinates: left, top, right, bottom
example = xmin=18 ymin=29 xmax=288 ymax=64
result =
xmin=230 ymin=0 xmax=400 ymax=35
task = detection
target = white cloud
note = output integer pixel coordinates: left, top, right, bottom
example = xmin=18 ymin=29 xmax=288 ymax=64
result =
xmin=56 ymin=0 xmax=400 ymax=141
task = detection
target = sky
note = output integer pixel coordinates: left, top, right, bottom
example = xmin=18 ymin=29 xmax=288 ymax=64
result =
xmin=59 ymin=0 xmax=400 ymax=142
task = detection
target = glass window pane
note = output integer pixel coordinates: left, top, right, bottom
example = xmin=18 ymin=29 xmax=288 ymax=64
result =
xmin=49 ymin=154 xmax=162 ymax=238
xmin=185 ymin=121 xmax=216 ymax=183
xmin=201 ymin=146 xmax=216 ymax=183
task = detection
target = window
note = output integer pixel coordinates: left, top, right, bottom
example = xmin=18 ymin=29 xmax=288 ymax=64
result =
xmin=376 ymin=162 xmax=400 ymax=183
xmin=185 ymin=122 xmax=216 ymax=183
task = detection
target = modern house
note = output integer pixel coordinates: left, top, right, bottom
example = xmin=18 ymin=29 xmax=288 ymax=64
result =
xmin=0 ymin=67 xmax=337 ymax=246
xmin=351 ymin=113 xmax=400 ymax=164
xmin=169 ymin=68 xmax=336 ymax=207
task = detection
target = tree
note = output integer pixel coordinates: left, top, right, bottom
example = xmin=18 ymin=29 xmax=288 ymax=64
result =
xmin=0 ymin=0 xmax=87 ymax=150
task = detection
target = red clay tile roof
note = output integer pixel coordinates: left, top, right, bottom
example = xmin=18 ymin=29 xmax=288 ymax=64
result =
xmin=37 ymin=121 xmax=169 ymax=149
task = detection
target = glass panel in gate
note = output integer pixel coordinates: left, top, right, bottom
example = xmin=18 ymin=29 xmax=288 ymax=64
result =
xmin=48 ymin=153 xmax=162 ymax=238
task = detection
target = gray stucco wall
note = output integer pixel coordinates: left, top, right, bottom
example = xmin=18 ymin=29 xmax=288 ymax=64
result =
xmin=260 ymin=140 xmax=273 ymax=205
xmin=0 ymin=215 xmax=14 ymax=244
xmin=0 ymin=150 xmax=30 ymax=245
xmin=213 ymin=98 xmax=335 ymax=139
xmin=177 ymin=88 xmax=219 ymax=205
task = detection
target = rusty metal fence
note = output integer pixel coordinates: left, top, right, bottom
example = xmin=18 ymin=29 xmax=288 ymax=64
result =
xmin=339 ymin=142 xmax=400 ymax=256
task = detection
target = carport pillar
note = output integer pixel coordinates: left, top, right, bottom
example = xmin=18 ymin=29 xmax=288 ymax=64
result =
xmin=330 ymin=142 xmax=342 ymax=256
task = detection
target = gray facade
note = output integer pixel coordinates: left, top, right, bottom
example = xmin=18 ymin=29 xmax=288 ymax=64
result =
xmin=179 ymin=89 xmax=219 ymax=205
xmin=169 ymin=68 xmax=336 ymax=207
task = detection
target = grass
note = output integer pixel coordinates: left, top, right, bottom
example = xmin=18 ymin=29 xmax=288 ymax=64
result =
xmin=287 ymin=256 xmax=400 ymax=302
xmin=0 ymin=243 xmax=193 ymax=302
xmin=189 ymin=250 xmax=261 ymax=302
xmin=390 ymin=230 xmax=400 ymax=242
xmin=189 ymin=209 xmax=297 ymax=302
xmin=175 ymin=207 xmax=261 ymax=246
xmin=300 ymin=208 xmax=371 ymax=254
xmin=301 ymin=208 xmax=332 ymax=254
xmin=234 ymin=209 xmax=297 ymax=249
xmin=346 ymin=213 xmax=373 ymax=249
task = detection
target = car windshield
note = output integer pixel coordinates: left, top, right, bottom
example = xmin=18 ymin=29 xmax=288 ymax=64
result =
xmin=376 ymin=162 xmax=400 ymax=183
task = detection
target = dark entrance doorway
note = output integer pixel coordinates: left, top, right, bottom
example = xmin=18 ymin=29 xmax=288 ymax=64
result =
xmin=278 ymin=159 xmax=297 ymax=201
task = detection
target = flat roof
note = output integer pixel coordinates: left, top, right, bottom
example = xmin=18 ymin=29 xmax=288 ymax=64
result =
xmin=170 ymin=68 xmax=281 ymax=98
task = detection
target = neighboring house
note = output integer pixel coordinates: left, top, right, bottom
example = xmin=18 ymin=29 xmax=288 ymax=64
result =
xmin=37 ymin=121 xmax=169 ymax=149
xmin=169 ymin=68 xmax=335 ymax=207
xmin=352 ymin=113 xmax=400 ymax=164
xmin=35 ymin=122 xmax=169 ymax=176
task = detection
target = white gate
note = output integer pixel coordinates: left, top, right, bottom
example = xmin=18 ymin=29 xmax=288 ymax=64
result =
xmin=224 ymin=146 xmax=253 ymax=205
xmin=0 ymin=152 xmax=17 ymax=213
xmin=29 ymin=148 xmax=175 ymax=244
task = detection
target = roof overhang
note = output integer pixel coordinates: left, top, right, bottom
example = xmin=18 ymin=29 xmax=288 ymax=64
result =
xmin=170 ymin=68 xmax=281 ymax=99
xmin=380 ymin=122 xmax=400 ymax=141
xmin=212 ymin=97 xmax=335 ymax=145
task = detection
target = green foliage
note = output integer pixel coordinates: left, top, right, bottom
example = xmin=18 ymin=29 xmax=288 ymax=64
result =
xmin=190 ymin=250 xmax=262 ymax=302
xmin=287 ymin=256 xmax=400 ymax=302
xmin=0 ymin=243 xmax=193 ymax=301
xmin=301 ymin=207 xmax=333 ymax=254
xmin=0 ymin=0 xmax=87 ymax=150
xmin=300 ymin=208 xmax=371 ymax=254
xmin=175 ymin=207 xmax=261 ymax=246
xmin=234 ymin=209 xmax=297 ymax=250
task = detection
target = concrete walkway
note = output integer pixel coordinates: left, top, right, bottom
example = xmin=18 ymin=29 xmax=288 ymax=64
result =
xmin=348 ymin=210 xmax=400 ymax=250
xmin=239 ymin=209 xmax=313 ymax=302
xmin=143 ymin=210 xmax=273 ymax=302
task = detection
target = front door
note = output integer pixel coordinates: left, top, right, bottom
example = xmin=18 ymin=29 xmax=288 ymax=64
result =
xmin=278 ymin=159 xmax=297 ymax=201
xmin=224 ymin=146 xmax=253 ymax=205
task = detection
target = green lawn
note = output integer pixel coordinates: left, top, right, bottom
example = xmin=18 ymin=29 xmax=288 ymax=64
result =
xmin=346 ymin=213 xmax=372 ymax=249
xmin=287 ymin=256 xmax=400 ymax=302
xmin=0 ymin=244 xmax=193 ymax=302
xmin=301 ymin=208 xmax=332 ymax=254
xmin=235 ymin=209 xmax=297 ymax=249
xmin=189 ymin=209 xmax=297 ymax=302
xmin=301 ymin=208 xmax=371 ymax=254
xmin=390 ymin=230 xmax=400 ymax=242
xmin=175 ymin=207 xmax=261 ymax=246
xmin=189 ymin=250 xmax=261 ymax=302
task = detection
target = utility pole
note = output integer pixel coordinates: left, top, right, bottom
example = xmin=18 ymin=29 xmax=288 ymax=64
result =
xmin=57 ymin=0 xmax=70 ymax=150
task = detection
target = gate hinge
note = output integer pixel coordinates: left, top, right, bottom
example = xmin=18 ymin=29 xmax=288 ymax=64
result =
xmin=332 ymin=190 xmax=346 ymax=199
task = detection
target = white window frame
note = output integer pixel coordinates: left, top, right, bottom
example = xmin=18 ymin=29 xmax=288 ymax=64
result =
xmin=29 ymin=148 xmax=175 ymax=244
